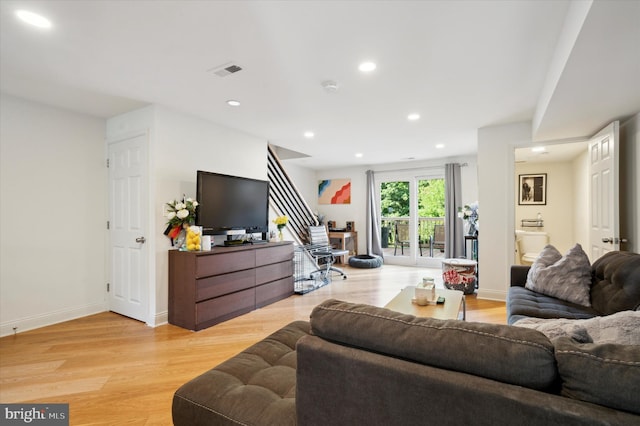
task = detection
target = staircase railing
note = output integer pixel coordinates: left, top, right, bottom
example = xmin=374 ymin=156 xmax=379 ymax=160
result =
xmin=267 ymin=145 xmax=318 ymax=244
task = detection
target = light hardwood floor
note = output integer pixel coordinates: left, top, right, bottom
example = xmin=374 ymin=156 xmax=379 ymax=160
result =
xmin=0 ymin=264 xmax=506 ymax=425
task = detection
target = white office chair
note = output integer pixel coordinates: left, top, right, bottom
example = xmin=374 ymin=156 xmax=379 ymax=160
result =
xmin=307 ymin=225 xmax=348 ymax=282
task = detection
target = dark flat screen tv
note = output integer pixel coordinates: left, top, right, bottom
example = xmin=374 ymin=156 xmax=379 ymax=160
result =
xmin=196 ymin=170 xmax=269 ymax=235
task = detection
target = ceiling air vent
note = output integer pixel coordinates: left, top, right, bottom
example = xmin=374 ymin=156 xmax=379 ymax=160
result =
xmin=209 ymin=62 xmax=243 ymax=77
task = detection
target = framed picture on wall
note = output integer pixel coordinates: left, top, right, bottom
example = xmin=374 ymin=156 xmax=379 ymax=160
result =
xmin=519 ymin=173 xmax=547 ymax=205
xmin=318 ymin=178 xmax=351 ymax=204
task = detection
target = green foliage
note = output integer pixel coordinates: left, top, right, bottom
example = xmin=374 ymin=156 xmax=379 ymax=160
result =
xmin=380 ymin=179 xmax=444 ymax=218
xmin=380 ymin=181 xmax=409 ymax=216
xmin=418 ymin=178 xmax=445 ymax=217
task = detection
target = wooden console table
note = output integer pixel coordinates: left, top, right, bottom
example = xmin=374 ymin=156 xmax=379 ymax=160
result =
xmin=328 ymin=231 xmax=357 ymax=264
xmin=168 ymin=242 xmax=293 ymax=331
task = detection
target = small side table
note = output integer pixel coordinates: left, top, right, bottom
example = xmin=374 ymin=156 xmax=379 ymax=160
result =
xmin=464 ymin=235 xmax=478 ymax=260
xmin=463 ymin=235 xmax=479 ymax=289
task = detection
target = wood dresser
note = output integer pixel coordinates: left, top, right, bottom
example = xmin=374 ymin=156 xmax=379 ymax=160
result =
xmin=168 ymin=242 xmax=294 ymax=331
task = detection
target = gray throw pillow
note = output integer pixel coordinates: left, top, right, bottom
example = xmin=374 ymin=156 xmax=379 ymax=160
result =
xmin=525 ymin=244 xmax=592 ymax=307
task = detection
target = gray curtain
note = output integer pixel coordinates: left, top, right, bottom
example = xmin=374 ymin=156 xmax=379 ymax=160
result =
xmin=366 ymin=170 xmax=383 ymax=257
xmin=444 ymin=163 xmax=464 ymax=258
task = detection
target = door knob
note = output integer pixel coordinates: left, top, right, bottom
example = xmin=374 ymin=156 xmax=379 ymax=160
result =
xmin=601 ymin=238 xmax=612 ymax=243
xmin=136 ymin=236 xmax=146 ymax=244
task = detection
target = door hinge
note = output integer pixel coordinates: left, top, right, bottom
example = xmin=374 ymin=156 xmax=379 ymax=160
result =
xmin=107 ymin=221 xmax=110 ymax=230
xmin=106 ymin=158 xmax=110 ymax=168
xmin=107 ymin=283 xmax=110 ymax=292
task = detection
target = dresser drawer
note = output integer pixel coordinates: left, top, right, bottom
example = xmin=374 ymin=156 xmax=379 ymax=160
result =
xmin=256 ymin=244 xmax=293 ymax=266
xmin=255 ymin=261 xmax=293 ymax=286
xmin=256 ymin=276 xmax=294 ymax=308
xmin=196 ymin=269 xmax=255 ymax=302
xmin=196 ymin=288 xmax=255 ymax=329
xmin=196 ymin=250 xmax=255 ymax=277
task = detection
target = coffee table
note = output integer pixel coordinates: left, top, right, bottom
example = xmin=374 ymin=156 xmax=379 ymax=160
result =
xmin=384 ymin=286 xmax=466 ymax=320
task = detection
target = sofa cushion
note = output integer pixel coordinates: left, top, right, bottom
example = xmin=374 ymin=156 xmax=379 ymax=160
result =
xmin=553 ymin=337 xmax=640 ymax=415
xmin=310 ymin=299 xmax=558 ymax=391
xmin=514 ymin=310 xmax=640 ymax=345
xmin=507 ymin=286 xmax=598 ymax=325
xmin=526 ymin=244 xmax=592 ymax=307
xmin=590 ymin=251 xmax=640 ymax=315
xmin=172 ymin=321 xmax=310 ymax=426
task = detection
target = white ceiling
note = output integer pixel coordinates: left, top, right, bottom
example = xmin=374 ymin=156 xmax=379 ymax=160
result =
xmin=514 ymin=140 xmax=588 ymax=164
xmin=1 ymin=1 xmax=638 ymax=170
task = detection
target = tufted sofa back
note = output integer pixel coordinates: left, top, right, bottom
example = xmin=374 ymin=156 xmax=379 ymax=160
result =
xmin=590 ymin=251 xmax=640 ymax=315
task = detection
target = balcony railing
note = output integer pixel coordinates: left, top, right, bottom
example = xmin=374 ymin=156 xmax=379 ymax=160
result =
xmin=381 ymin=216 xmax=445 ymax=255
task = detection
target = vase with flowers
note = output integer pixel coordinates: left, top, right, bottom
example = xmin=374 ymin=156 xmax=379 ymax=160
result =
xmin=165 ymin=197 xmax=199 ymax=249
xmin=458 ymin=202 xmax=479 ymax=236
xmin=273 ymin=215 xmax=289 ymax=242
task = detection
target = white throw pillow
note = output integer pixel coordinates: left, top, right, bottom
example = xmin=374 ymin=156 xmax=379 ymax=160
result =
xmin=525 ymin=244 xmax=592 ymax=307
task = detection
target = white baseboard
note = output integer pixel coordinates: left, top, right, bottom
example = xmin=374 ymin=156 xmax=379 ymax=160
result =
xmin=0 ymin=302 xmax=108 ymax=338
xmin=149 ymin=310 xmax=168 ymax=327
xmin=476 ymin=288 xmax=507 ymax=302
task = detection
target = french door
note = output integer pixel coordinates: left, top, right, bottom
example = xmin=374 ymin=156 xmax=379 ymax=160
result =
xmin=378 ymin=170 xmax=445 ymax=267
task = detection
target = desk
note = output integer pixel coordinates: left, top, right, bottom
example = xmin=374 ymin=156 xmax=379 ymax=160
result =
xmin=328 ymin=231 xmax=357 ymax=264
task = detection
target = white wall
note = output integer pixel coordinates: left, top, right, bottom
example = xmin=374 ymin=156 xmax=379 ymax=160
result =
xmin=106 ymin=105 xmax=268 ymax=326
xmin=0 ymin=94 xmax=108 ymax=336
xmin=620 ymin=113 xmax=640 ymax=253
xmin=278 ymin=161 xmax=319 ymax=215
xmin=315 ymin=166 xmax=367 ymax=247
xmin=478 ymin=122 xmax=532 ymax=301
xmin=572 ymin=150 xmax=589 ymax=250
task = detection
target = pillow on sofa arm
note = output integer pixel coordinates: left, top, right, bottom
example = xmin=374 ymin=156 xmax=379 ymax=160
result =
xmin=526 ymin=244 xmax=592 ymax=307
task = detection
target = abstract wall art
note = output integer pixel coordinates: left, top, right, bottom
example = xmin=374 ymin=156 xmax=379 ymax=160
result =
xmin=318 ymin=178 xmax=351 ymax=204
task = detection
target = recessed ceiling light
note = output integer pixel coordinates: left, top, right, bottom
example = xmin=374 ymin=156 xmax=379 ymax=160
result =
xmin=15 ymin=10 xmax=52 ymax=28
xmin=531 ymin=146 xmax=546 ymax=153
xmin=358 ymin=62 xmax=376 ymax=72
xmin=355 ymin=153 xmax=363 ymax=158
xmin=435 ymin=144 xmax=445 ymax=149
xmin=408 ymin=113 xmax=420 ymax=121
xmin=304 ymin=131 xmax=314 ymax=138
xmin=226 ymin=100 xmax=240 ymax=106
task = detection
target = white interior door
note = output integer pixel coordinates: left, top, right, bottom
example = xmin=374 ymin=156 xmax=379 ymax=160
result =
xmin=589 ymin=121 xmax=620 ymax=260
xmin=108 ymin=133 xmax=149 ymax=322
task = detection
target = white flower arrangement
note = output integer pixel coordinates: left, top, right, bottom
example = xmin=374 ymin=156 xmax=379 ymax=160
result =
xmin=165 ymin=197 xmax=199 ymax=239
xmin=458 ymin=202 xmax=479 ymax=228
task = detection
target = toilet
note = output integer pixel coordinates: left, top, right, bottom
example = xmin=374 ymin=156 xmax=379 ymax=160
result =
xmin=515 ymin=230 xmax=549 ymax=265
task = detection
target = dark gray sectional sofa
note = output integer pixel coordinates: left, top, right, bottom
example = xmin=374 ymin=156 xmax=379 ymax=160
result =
xmin=508 ymin=250 xmax=640 ymax=324
xmin=172 ymin=251 xmax=640 ymax=425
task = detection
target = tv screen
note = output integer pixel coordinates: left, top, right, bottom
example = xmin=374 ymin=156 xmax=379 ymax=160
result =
xmin=196 ymin=171 xmax=269 ymax=235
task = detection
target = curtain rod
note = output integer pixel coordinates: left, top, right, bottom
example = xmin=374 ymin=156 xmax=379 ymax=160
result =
xmin=370 ymin=162 xmax=467 ymax=174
